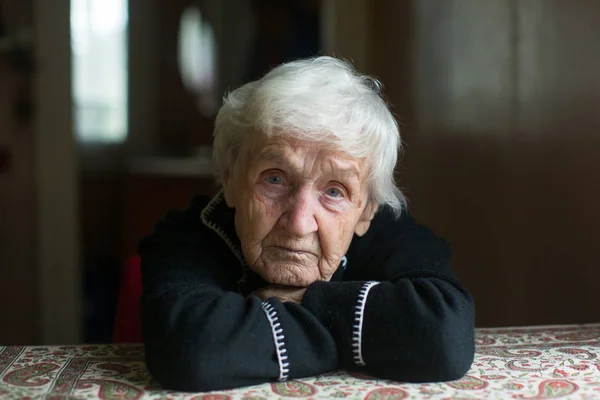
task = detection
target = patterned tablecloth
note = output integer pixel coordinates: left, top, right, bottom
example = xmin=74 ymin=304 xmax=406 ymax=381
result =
xmin=1 ymin=324 xmax=600 ymax=399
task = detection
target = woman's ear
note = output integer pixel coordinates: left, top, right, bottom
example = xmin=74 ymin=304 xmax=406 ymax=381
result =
xmin=354 ymin=202 xmax=378 ymax=237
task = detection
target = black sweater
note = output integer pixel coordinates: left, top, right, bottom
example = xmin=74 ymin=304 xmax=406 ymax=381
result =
xmin=139 ymin=192 xmax=475 ymax=392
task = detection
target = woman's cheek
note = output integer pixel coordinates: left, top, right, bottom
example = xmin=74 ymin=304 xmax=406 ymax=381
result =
xmin=250 ymin=187 xmax=285 ymax=221
xmin=256 ymin=183 xmax=292 ymax=209
xmin=319 ymin=195 xmax=353 ymax=216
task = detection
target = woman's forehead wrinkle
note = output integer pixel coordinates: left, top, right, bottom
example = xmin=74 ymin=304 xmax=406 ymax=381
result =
xmin=328 ymin=158 xmax=361 ymax=180
xmin=252 ymin=139 xmax=364 ymax=185
xmin=256 ymin=148 xmax=289 ymax=166
xmin=255 ymin=143 xmax=309 ymax=168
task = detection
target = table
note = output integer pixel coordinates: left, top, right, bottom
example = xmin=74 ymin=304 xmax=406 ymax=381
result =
xmin=1 ymin=324 xmax=600 ymax=399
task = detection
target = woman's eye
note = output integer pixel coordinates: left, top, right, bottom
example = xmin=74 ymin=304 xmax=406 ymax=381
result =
xmin=265 ymin=175 xmax=283 ymax=185
xmin=325 ymin=187 xmax=343 ymax=198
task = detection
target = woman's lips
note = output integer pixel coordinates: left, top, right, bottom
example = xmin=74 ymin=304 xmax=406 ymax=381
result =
xmin=270 ymin=246 xmax=318 ymax=258
xmin=274 ymin=246 xmax=307 ymax=254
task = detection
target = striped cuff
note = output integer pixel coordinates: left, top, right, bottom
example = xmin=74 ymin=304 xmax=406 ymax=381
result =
xmin=261 ymin=301 xmax=290 ymax=381
xmin=352 ymin=281 xmax=381 ymax=367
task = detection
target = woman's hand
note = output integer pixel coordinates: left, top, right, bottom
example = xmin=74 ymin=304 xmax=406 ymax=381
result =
xmin=252 ymin=285 xmax=307 ymax=304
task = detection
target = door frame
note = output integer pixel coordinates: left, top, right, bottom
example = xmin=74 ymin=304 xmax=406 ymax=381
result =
xmin=34 ymin=0 xmax=82 ymax=344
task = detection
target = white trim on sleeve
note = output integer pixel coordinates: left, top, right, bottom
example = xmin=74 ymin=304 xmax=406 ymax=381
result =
xmin=352 ymin=281 xmax=381 ymax=367
xmin=261 ymin=301 xmax=290 ymax=381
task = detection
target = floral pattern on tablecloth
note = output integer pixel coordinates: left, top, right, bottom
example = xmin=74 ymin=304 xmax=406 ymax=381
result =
xmin=1 ymin=324 xmax=600 ymax=399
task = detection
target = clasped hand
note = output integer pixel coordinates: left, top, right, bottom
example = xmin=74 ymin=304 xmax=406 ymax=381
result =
xmin=252 ymin=285 xmax=307 ymax=304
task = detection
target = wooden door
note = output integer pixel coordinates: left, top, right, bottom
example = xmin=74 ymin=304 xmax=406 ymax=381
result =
xmin=370 ymin=0 xmax=600 ymax=326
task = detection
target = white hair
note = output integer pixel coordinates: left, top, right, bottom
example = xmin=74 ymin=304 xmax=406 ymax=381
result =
xmin=213 ymin=56 xmax=407 ymax=217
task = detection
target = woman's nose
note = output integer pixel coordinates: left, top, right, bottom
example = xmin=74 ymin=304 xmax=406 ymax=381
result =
xmin=280 ymin=191 xmax=318 ymax=237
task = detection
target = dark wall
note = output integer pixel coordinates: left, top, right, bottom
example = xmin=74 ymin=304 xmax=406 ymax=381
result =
xmin=0 ymin=0 xmax=37 ymax=344
xmin=371 ymin=0 xmax=600 ymax=327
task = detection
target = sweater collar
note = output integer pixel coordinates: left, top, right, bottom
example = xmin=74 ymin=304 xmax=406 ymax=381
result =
xmin=200 ymin=190 xmax=247 ymax=267
xmin=200 ymin=191 xmax=272 ymax=293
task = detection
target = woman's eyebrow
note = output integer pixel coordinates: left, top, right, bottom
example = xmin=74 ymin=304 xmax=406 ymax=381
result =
xmin=256 ymin=149 xmax=361 ymax=181
xmin=256 ymin=149 xmax=288 ymax=166
xmin=329 ymin=160 xmax=361 ymax=181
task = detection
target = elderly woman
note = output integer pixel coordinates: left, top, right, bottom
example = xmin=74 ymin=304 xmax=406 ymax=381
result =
xmin=140 ymin=56 xmax=475 ymax=392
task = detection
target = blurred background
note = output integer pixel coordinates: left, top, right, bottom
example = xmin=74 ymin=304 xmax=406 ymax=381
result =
xmin=0 ymin=0 xmax=599 ymax=345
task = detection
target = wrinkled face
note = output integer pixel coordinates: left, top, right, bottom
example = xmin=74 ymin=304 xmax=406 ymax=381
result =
xmin=223 ymin=135 xmax=377 ymax=287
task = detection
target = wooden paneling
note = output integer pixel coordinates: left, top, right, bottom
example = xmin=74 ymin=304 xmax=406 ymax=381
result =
xmin=120 ymin=174 xmax=219 ymax=258
xmin=81 ymin=174 xmax=123 ymax=270
xmin=371 ymin=0 xmax=600 ymax=327
xmin=81 ymin=173 xmax=219 ymax=266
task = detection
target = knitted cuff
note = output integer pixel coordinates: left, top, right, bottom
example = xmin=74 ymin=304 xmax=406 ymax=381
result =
xmin=301 ymin=280 xmax=366 ymax=368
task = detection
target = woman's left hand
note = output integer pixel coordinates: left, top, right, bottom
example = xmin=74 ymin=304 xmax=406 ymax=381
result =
xmin=253 ymin=285 xmax=307 ymax=304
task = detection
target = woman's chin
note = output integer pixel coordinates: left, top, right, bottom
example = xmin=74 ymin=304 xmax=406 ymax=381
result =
xmin=255 ymin=262 xmax=319 ymax=287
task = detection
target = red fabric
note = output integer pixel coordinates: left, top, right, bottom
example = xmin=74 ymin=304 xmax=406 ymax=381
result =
xmin=113 ymin=256 xmax=143 ymax=343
